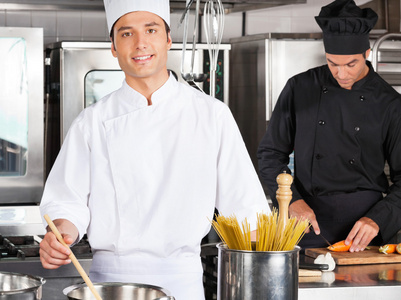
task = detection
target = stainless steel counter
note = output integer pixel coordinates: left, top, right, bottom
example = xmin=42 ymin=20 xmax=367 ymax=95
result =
xmin=299 ymin=255 xmax=401 ymax=300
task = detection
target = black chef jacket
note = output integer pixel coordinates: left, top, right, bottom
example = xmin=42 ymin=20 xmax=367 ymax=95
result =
xmin=258 ymin=61 xmax=401 ymax=244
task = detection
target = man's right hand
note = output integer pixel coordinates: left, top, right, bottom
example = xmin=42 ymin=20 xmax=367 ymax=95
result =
xmin=289 ymin=199 xmax=319 ymax=234
xmin=39 ymin=219 xmax=79 ymax=269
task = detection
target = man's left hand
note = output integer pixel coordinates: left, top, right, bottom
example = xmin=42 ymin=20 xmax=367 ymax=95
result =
xmin=345 ymin=217 xmax=379 ymax=252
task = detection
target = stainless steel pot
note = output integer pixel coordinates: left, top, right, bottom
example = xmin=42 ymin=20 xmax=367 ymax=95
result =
xmin=217 ymin=243 xmax=300 ymax=300
xmin=63 ymin=282 xmax=175 ymax=300
xmin=0 ymin=272 xmax=45 ymax=300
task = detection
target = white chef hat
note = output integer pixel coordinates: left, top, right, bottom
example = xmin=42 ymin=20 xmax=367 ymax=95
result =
xmin=103 ymin=0 xmax=171 ymax=34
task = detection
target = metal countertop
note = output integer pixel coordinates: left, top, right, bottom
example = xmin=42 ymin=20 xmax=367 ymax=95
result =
xmin=299 ymin=254 xmax=401 ymax=300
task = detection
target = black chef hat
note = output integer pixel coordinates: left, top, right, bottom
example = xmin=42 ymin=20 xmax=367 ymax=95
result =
xmin=315 ymin=0 xmax=378 ymax=55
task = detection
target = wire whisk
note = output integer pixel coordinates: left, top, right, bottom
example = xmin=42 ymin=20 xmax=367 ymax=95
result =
xmin=203 ymin=0 xmax=225 ymax=98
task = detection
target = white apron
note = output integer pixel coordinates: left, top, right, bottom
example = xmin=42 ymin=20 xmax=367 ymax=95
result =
xmin=90 ymin=252 xmax=205 ymax=300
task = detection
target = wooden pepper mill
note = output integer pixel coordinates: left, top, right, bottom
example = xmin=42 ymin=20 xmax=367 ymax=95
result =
xmin=276 ymin=172 xmax=293 ymax=230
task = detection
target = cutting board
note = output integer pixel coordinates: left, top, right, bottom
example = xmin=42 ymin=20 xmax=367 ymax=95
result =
xmin=305 ymin=246 xmax=401 ymax=265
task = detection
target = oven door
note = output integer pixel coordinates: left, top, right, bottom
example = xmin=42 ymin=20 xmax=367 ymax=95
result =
xmin=0 ymin=27 xmax=44 ymax=204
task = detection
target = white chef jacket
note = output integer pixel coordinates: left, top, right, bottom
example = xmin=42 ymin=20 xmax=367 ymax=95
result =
xmin=40 ymin=74 xmax=270 ymax=300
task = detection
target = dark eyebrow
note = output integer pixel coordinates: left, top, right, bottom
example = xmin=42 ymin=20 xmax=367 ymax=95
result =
xmin=327 ymin=58 xmax=358 ymax=66
xmin=145 ymin=21 xmax=161 ymax=27
xmin=117 ymin=22 xmax=160 ymax=32
xmin=117 ymin=26 xmax=133 ymax=32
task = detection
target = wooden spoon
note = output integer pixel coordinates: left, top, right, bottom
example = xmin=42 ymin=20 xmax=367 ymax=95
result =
xmin=44 ymin=214 xmax=102 ymax=300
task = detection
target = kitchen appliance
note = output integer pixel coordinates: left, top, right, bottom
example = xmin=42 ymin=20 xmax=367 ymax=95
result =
xmin=0 ymin=234 xmax=93 ymax=300
xmin=0 ymin=28 xmax=50 ymax=298
xmin=44 ymin=42 xmax=230 ymax=178
xmin=0 ymin=27 xmax=44 ymax=205
xmin=229 ymin=33 xmax=326 ymax=169
xmin=0 ymin=271 xmax=45 ymax=300
xmin=63 ymin=283 xmax=175 ymax=300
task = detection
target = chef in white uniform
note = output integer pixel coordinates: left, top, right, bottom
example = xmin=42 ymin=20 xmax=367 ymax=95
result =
xmin=39 ymin=0 xmax=270 ymax=299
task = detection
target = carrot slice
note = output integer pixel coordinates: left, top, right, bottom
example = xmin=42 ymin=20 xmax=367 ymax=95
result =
xmin=396 ymin=243 xmax=401 ymax=254
xmin=327 ymin=240 xmax=352 ymax=252
xmin=379 ymin=244 xmax=397 ymax=254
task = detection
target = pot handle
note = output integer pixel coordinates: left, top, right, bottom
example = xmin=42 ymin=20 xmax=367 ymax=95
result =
xmin=154 ymin=297 xmax=175 ymax=300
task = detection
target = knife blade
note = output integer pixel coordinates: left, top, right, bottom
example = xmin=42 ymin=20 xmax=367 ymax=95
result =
xmin=310 ymin=226 xmax=332 ymax=247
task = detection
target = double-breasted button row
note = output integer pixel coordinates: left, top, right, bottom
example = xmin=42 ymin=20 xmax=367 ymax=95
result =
xmin=321 ymin=86 xmax=366 ymax=102
xmin=314 ymin=153 xmax=356 ymax=165
xmin=317 ymin=120 xmax=360 ymax=132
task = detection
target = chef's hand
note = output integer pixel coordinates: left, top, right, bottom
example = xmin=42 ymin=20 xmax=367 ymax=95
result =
xmin=251 ymin=230 xmax=257 ymax=241
xmin=345 ymin=217 xmax=379 ymax=252
xmin=39 ymin=219 xmax=79 ymax=269
xmin=289 ymin=199 xmax=319 ymax=234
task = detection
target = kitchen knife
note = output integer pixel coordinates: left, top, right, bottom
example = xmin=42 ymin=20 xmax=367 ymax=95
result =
xmin=299 ymin=262 xmax=329 ymax=271
xmin=310 ymin=226 xmax=333 ymax=247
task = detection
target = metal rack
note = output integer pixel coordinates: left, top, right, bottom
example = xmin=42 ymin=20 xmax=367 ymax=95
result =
xmin=371 ymin=33 xmax=401 ymax=93
xmin=371 ymin=33 xmax=401 ymax=187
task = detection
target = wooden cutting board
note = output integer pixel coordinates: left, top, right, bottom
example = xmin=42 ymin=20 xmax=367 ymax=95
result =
xmin=305 ymin=246 xmax=401 ymax=265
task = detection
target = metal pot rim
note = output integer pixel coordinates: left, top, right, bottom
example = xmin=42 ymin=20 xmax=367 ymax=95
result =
xmin=216 ymin=242 xmax=301 ymax=254
xmin=63 ymin=282 xmax=171 ymax=297
xmin=0 ymin=271 xmax=45 ymax=295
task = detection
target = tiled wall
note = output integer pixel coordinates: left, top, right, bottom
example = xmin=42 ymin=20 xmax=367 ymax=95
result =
xmin=0 ymin=0 xmax=372 ymax=46
xmin=0 ymin=10 xmax=109 ymax=45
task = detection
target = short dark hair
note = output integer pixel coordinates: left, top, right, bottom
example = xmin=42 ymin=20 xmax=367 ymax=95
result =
xmin=110 ymin=18 xmax=171 ymax=44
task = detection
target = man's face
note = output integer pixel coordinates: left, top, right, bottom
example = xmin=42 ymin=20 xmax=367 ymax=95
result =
xmin=326 ymin=49 xmax=370 ymax=90
xmin=111 ymin=11 xmax=172 ymax=85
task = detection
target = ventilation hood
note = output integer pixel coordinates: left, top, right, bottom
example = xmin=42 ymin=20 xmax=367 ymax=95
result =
xmin=0 ymin=0 xmax=307 ymax=13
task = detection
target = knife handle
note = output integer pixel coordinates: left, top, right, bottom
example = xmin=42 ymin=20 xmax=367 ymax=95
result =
xmin=299 ymin=262 xmax=329 ymax=271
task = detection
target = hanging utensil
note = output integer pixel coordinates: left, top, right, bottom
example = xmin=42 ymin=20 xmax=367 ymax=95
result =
xmin=44 ymin=214 xmax=103 ymax=300
xmin=203 ymin=0 xmax=225 ymax=97
xmin=180 ymin=0 xmax=205 ymax=91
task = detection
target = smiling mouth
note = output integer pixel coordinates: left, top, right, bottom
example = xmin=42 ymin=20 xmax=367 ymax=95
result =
xmin=133 ymin=55 xmax=153 ymax=61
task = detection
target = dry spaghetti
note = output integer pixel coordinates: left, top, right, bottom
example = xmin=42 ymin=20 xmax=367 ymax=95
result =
xmin=210 ymin=209 xmax=309 ymax=252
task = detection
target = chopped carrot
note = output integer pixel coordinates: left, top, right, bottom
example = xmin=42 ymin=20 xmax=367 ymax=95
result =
xmin=327 ymin=240 xmax=352 ymax=252
xmin=396 ymin=243 xmax=401 ymax=254
xmin=379 ymin=244 xmax=398 ymax=254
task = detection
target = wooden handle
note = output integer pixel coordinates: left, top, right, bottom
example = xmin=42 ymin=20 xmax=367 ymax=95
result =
xmin=44 ymin=214 xmax=102 ymax=300
xmin=276 ymin=172 xmax=293 ymax=229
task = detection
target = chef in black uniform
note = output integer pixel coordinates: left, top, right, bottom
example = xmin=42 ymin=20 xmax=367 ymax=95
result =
xmin=258 ymin=0 xmax=401 ymax=252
